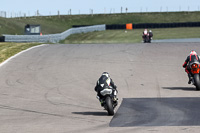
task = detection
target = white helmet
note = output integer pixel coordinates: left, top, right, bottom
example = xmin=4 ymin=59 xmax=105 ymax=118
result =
xmin=190 ymin=50 xmax=197 ymax=55
xmin=102 ymin=72 xmax=110 ymax=78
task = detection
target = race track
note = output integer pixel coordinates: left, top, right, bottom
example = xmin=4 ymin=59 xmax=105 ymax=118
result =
xmin=1 ymin=43 xmax=200 ymax=133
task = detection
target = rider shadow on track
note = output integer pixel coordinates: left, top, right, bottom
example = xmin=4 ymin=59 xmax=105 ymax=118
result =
xmin=72 ymin=111 xmax=108 ymax=116
xmin=162 ymin=87 xmax=195 ymax=91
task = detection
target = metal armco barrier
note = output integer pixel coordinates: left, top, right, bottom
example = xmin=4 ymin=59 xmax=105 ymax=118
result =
xmin=3 ymin=24 xmax=106 ymax=43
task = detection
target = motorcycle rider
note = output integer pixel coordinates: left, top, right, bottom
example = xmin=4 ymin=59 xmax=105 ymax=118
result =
xmin=94 ymin=72 xmax=118 ymax=106
xmin=142 ymin=29 xmax=149 ymax=42
xmin=183 ymin=50 xmax=200 ymax=84
xmin=149 ymin=30 xmax=153 ymax=40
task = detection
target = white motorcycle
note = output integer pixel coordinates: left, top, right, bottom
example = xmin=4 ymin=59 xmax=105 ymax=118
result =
xmin=97 ymin=87 xmax=118 ymax=116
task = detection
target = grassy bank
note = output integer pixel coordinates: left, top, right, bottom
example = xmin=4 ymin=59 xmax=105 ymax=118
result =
xmin=0 ymin=12 xmax=200 ymax=64
xmin=1 ymin=11 xmax=200 ymax=36
xmin=61 ymin=27 xmax=200 ymax=44
xmin=0 ymin=27 xmax=199 ymax=63
xmin=0 ymin=43 xmax=41 ymax=63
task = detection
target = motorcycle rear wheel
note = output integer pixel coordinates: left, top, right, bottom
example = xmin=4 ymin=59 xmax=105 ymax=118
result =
xmin=105 ymin=96 xmax=114 ymax=116
xmin=194 ymin=74 xmax=200 ymax=91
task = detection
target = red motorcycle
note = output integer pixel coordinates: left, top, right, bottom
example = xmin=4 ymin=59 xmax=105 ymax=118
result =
xmin=142 ymin=31 xmax=151 ymax=43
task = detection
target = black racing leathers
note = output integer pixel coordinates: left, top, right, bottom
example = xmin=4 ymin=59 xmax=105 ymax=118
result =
xmin=94 ymin=75 xmax=117 ymax=99
xmin=183 ymin=55 xmax=200 ymax=69
xmin=183 ymin=54 xmax=200 ymax=84
xmin=149 ymin=32 xmax=153 ymax=39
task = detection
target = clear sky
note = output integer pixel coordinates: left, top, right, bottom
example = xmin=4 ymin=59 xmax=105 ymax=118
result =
xmin=1 ymin=0 xmax=200 ymax=17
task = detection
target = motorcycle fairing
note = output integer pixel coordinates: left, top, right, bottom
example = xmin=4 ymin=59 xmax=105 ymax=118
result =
xmin=100 ymin=88 xmax=113 ymax=96
xmin=190 ymin=61 xmax=200 ymax=74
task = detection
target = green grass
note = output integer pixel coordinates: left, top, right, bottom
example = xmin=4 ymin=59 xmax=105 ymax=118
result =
xmin=0 ymin=12 xmax=199 ymax=64
xmin=61 ymin=27 xmax=200 ymax=44
xmin=1 ymin=11 xmax=200 ymax=36
xmin=0 ymin=42 xmax=41 ymax=63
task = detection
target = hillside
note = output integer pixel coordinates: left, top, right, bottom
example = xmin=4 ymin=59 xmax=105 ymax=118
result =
xmin=1 ymin=11 xmax=200 ymax=36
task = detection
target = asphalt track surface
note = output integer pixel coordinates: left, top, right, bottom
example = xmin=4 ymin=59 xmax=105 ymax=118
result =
xmin=1 ymin=43 xmax=200 ymax=133
xmin=152 ymin=38 xmax=200 ymax=43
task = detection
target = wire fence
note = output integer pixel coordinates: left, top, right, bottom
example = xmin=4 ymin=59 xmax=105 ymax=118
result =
xmin=1 ymin=6 xmax=200 ymax=18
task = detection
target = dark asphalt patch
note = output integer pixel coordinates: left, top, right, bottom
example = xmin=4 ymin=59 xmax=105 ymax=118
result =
xmin=110 ymin=97 xmax=200 ymax=127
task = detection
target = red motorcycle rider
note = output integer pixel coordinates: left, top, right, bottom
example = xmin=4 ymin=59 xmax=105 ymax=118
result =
xmin=183 ymin=51 xmax=200 ymax=84
xmin=142 ymin=29 xmax=149 ymax=41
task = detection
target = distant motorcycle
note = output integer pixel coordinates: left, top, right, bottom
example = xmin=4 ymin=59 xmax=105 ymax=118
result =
xmin=99 ymin=87 xmax=118 ymax=115
xmin=143 ymin=34 xmax=151 ymax=43
xmin=189 ymin=61 xmax=200 ymax=90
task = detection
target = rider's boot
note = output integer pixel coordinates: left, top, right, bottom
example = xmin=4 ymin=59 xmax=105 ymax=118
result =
xmin=113 ymin=95 xmax=118 ymax=108
xmin=188 ymin=73 xmax=192 ymax=84
xmin=100 ymin=99 xmax=104 ymax=107
xmin=97 ymin=95 xmax=104 ymax=106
